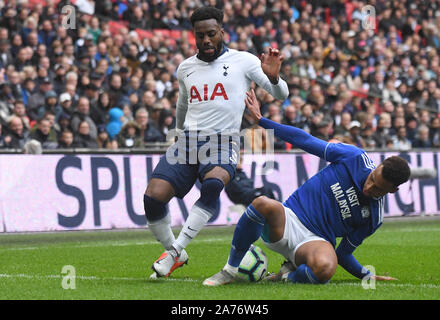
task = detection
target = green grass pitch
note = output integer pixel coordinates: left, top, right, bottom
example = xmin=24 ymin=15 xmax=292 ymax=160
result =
xmin=0 ymin=217 xmax=439 ymax=300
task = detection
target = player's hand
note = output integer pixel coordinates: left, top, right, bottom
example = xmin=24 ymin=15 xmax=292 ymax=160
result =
xmin=261 ymin=47 xmax=284 ymax=84
xmin=370 ymin=275 xmax=398 ymax=281
xmin=245 ymin=89 xmax=262 ymax=122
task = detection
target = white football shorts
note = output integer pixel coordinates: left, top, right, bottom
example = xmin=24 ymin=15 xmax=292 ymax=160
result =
xmin=261 ymin=205 xmax=329 ymax=268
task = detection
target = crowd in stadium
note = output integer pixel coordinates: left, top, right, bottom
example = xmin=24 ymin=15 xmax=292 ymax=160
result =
xmin=1 ymin=0 xmax=440 ymax=152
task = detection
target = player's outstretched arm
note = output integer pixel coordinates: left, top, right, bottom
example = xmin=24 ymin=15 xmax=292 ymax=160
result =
xmin=261 ymin=47 xmax=283 ymax=84
xmin=336 ymin=238 xmax=398 ymax=281
xmin=245 ymin=89 xmax=328 ymax=158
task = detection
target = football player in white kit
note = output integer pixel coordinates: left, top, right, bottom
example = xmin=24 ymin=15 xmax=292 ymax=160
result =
xmin=144 ymin=6 xmax=289 ymax=278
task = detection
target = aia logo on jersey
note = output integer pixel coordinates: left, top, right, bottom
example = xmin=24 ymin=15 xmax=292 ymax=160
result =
xmin=190 ymin=83 xmax=229 ymax=103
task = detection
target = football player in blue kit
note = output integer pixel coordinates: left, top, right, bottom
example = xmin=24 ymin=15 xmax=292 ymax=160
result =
xmin=203 ymin=89 xmax=410 ymax=286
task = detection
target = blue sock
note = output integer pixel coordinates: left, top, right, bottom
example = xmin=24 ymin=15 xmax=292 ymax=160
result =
xmin=287 ymin=264 xmax=326 ymax=284
xmin=228 ymin=205 xmax=266 ymax=267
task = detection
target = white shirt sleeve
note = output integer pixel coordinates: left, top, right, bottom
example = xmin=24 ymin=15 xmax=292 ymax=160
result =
xmin=244 ymin=52 xmax=289 ymax=100
xmin=176 ymin=66 xmax=188 ymax=130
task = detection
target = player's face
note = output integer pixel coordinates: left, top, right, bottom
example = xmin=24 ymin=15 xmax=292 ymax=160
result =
xmin=194 ymin=19 xmax=224 ymax=62
xmin=363 ymin=165 xmax=398 ymax=198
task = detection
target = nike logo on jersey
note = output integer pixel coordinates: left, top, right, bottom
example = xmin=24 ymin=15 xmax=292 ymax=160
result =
xmin=186 ymin=71 xmax=195 ymax=77
xmin=187 ymin=226 xmax=198 ymax=232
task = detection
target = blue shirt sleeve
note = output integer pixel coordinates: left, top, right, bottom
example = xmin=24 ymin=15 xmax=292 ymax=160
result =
xmin=336 ymin=237 xmax=371 ymax=279
xmin=258 ymin=117 xmax=362 ymax=162
xmin=258 ymin=118 xmax=328 ymax=158
xmin=335 ymin=223 xmax=376 ymax=279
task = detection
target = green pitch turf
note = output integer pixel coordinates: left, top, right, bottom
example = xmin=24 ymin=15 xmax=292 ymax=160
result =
xmin=0 ymin=217 xmax=439 ymax=300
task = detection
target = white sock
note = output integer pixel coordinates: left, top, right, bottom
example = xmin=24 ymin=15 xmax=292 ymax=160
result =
xmin=147 ymin=214 xmax=175 ymax=250
xmin=223 ymin=263 xmax=238 ymax=276
xmin=174 ymin=204 xmax=211 ymax=253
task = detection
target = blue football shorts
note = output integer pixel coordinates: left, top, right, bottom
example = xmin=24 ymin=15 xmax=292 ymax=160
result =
xmin=151 ymin=131 xmax=240 ymax=198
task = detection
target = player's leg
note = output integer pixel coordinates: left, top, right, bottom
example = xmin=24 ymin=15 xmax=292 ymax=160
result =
xmin=288 ymin=240 xmax=338 ymax=284
xmin=144 ymin=178 xmax=175 ymax=250
xmin=147 ymin=152 xmax=198 ymax=278
xmin=227 ymin=196 xmax=285 ymax=269
xmin=173 ymin=166 xmax=230 ymax=253
xmin=203 ymin=196 xmax=285 ymax=286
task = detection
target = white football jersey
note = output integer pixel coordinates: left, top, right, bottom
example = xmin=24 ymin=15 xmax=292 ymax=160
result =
xmin=176 ymin=48 xmax=289 ymax=134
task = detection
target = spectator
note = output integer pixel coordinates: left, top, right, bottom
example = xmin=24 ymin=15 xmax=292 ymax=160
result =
xmin=412 ymin=125 xmax=432 ymax=149
xmin=347 ymin=120 xmax=366 ymax=149
xmin=37 ymin=90 xmax=62 ymax=121
xmin=107 ymin=73 xmax=126 ymax=108
xmin=313 ymin=119 xmax=332 ymax=142
xmin=12 ymin=100 xmax=31 ymax=130
xmin=74 ymin=120 xmax=98 ymax=148
xmin=97 ymin=124 xmax=117 ymax=149
xmin=157 ymin=109 xmax=174 ymax=142
xmin=29 ymin=118 xmax=58 ymax=149
xmin=106 ymin=107 xmax=124 ymax=142
xmin=27 ymin=76 xmax=52 ymax=120
xmin=117 ymin=121 xmax=143 ymax=148
xmin=134 ymin=107 xmax=163 ymax=143
xmin=57 ymin=129 xmax=76 ymax=149
xmin=406 ymin=115 xmax=419 ymax=143
xmin=373 ymin=113 xmax=393 ymax=148
xmin=0 ymin=39 xmax=14 ymax=69
xmin=4 ymin=116 xmax=29 ymax=149
xmin=59 ymin=93 xmax=73 ymax=117
xmin=333 ymin=111 xmax=351 ymax=136
xmin=90 ymin=91 xmax=111 ymax=127
xmin=70 ymin=96 xmax=98 ymax=139
xmin=282 ymin=106 xmax=299 ymax=127
xmin=392 ymin=126 xmax=412 ymax=151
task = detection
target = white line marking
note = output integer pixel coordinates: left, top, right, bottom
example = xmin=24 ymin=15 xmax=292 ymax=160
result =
xmin=0 ymin=273 xmax=438 ymax=289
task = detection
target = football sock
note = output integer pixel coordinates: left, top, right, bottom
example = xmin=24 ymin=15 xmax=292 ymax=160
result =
xmin=173 ymin=178 xmax=224 ymax=254
xmin=227 ymin=205 xmax=266 ymax=269
xmin=195 ymin=178 xmax=224 ymax=215
xmin=147 ymin=214 xmax=175 ymax=251
xmin=144 ymin=195 xmax=175 ymax=250
xmin=174 ymin=204 xmax=211 ymax=254
xmin=286 ymin=264 xmax=326 ymax=284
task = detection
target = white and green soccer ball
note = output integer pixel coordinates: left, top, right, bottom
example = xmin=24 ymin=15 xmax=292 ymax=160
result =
xmin=237 ymin=245 xmax=268 ymax=282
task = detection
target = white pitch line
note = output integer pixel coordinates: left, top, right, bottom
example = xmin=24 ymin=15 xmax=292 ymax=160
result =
xmin=0 ymin=273 xmax=198 ymax=282
xmin=0 ymin=273 xmax=438 ymax=290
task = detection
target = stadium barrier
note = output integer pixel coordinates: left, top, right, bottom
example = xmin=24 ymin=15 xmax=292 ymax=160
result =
xmin=0 ymin=151 xmax=438 ymax=232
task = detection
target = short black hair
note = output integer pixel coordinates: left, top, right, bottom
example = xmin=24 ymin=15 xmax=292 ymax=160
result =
xmin=190 ymin=6 xmax=223 ymax=27
xmin=382 ymin=156 xmax=410 ymax=187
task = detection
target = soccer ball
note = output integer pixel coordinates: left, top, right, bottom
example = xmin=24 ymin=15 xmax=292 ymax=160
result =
xmin=237 ymin=245 xmax=268 ymax=282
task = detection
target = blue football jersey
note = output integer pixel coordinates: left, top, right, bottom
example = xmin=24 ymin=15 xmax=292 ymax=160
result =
xmin=258 ymin=117 xmax=386 ymax=278
xmin=284 ymin=142 xmax=384 ymax=248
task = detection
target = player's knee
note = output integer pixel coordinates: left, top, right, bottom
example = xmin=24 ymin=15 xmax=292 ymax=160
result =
xmin=251 ymin=196 xmax=274 ymax=218
xmin=310 ymin=257 xmax=337 ymax=283
xmin=144 ymin=194 xmax=168 ymax=223
xmin=145 ymin=178 xmax=175 ymax=203
xmin=195 ymin=178 xmax=225 ymax=215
